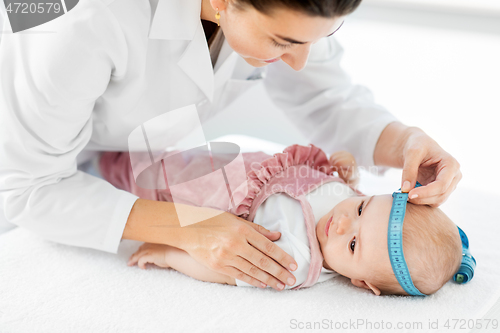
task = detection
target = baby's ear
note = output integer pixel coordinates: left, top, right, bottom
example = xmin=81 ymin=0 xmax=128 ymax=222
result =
xmin=351 ymin=279 xmax=381 ymax=296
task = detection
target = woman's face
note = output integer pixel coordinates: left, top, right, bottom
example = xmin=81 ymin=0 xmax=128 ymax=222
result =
xmin=217 ymin=2 xmax=344 ymax=71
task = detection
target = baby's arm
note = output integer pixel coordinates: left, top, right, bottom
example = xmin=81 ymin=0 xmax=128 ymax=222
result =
xmin=329 ymin=150 xmax=359 ymax=186
xmin=128 ymin=243 xmax=237 ymax=286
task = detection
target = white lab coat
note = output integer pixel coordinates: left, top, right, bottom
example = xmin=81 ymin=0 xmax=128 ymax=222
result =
xmin=0 ymin=0 xmax=397 ymax=252
xmin=0 ymin=3 xmax=4 ymax=43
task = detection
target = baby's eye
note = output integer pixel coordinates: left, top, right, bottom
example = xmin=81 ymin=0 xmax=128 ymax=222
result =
xmin=350 ymin=237 xmax=356 ymax=252
xmin=358 ymin=201 xmax=364 ymax=216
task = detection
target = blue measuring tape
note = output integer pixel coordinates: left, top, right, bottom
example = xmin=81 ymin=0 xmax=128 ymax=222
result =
xmin=387 ymin=182 xmax=476 ymax=296
xmin=453 ymin=226 xmax=476 ymax=284
xmin=388 ymin=182 xmax=426 ymax=296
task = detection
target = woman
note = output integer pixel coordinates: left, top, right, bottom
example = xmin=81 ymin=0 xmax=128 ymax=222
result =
xmin=0 ymin=0 xmax=461 ymax=291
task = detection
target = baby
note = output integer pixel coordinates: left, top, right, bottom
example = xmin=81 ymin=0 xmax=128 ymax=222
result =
xmin=101 ymin=146 xmax=464 ymax=295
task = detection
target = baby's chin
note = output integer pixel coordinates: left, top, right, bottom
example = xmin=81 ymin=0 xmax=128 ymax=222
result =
xmin=322 ymin=258 xmax=334 ymax=271
xmin=318 ymin=237 xmax=338 ymax=272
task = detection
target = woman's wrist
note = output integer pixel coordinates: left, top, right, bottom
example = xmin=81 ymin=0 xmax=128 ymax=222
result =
xmin=373 ymin=121 xmax=425 ymax=168
xmin=122 ymin=199 xmax=235 ymax=251
xmin=122 ymin=199 xmax=187 ymax=249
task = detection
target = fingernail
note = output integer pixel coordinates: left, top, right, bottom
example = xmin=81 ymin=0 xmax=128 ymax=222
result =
xmin=410 ymin=194 xmax=418 ymax=199
xmin=287 ymin=277 xmax=295 ymax=286
xmin=277 ymin=283 xmax=285 ymax=290
xmin=290 ymin=263 xmax=297 ymax=271
xmin=402 ymin=181 xmax=411 ymax=192
xmin=261 ymin=283 xmax=267 ymax=288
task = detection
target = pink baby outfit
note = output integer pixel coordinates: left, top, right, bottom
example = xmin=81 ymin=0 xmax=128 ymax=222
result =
xmin=100 ymin=144 xmax=360 ymax=289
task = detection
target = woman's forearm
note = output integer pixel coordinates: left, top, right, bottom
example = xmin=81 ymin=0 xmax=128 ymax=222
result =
xmin=122 ymin=199 xmax=182 ymax=246
xmin=122 ymin=198 xmax=298 ymax=290
xmin=122 ymin=199 xmax=215 ymax=249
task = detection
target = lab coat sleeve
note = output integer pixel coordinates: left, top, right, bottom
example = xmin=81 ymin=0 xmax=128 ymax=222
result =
xmin=0 ymin=2 xmax=139 ymax=253
xmin=263 ymin=37 xmax=399 ymax=168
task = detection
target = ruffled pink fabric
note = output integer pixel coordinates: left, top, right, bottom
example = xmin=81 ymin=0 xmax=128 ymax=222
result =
xmin=100 ymin=144 xmax=362 ymax=289
xmin=232 ymin=144 xmax=335 ymax=219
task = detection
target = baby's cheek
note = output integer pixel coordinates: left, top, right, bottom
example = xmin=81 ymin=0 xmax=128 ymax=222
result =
xmin=323 ymin=245 xmax=339 ymax=270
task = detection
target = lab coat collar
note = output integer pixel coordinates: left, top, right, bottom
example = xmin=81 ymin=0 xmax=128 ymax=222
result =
xmin=177 ymin=23 xmax=215 ymax=102
xmin=149 ymin=0 xmax=238 ymax=102
xmin=149 ymin=0 xmax=201 ymax=40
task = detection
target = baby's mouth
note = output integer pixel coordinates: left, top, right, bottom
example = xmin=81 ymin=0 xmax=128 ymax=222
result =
xmin=325 ymin=216 xmax=333 ymax=236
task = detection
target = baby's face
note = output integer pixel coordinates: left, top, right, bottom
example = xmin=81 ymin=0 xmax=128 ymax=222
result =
xmin=316 ymin=194 xmax=393 ymax=293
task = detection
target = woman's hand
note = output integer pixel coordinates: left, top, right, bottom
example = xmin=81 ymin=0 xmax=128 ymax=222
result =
xmin=123 ymin=200 xmax=297 ymax=291
xmin=399 ymin=128 xmax=462 ymax=207
xmin=374 ymin=122 xmax=462 ymax=207
xmin=329 ymin=150 xmax=359 ymax=186
xmin=178 ymin=212 xmax=297 ymax=291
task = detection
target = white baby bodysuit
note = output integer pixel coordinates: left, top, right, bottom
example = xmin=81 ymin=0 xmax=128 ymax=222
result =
xmin=236 ymin=181 xmax=358 ymax=289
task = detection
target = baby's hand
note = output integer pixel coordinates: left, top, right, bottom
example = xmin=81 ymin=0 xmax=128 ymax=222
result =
xmin=329 ymin=151 xmax=359 ymax=186
xmin=127 ymin=243 xmax=171 ymax=269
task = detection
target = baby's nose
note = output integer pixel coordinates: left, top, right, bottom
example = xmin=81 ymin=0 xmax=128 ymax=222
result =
xmin=336 ymin=215 xmax=352 ymax=235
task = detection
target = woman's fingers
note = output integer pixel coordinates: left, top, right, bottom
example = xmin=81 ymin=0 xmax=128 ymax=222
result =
xmin=180 ymin=212 xmax=297 ymax=291
xmin=231 ymin=256 xmax=285 ymax=290
xmin=408 ymin=168 xmax=456 ymax=200
xmin=409 ymin=192 xmax=449 ymax=208
xmin=401 ymin=146 xmax=426 ymax=193
xmin=242 ymin=229 xmax=297 ymax=288
xmin=409 ymin=171 xmax=461 ymax=207
xmin=244 ymin=221 xmax=282 ymax=242
xmin=403 ymin=149 xmax=461 ymax=207
xmin=410 ymin=159 xmax=460 ymax=198
xmin=400 ymin=130 xmax=461 ymax=206
xmin=221 ymin=266 xmax=268 ymax=289
xmin=243 ymin=221 xmax=297 ymax=271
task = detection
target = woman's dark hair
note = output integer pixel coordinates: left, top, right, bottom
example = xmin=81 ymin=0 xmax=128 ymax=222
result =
xmin=234 ymin=0 xmax=363 ymax=17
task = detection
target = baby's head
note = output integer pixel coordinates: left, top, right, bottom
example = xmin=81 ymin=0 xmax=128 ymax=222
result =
xmin=316 ymin=194 xmax=463 ymax=296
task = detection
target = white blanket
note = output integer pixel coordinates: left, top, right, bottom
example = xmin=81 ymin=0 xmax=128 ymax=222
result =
xmin=1 ymin=136 xmax=499 ymax=333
